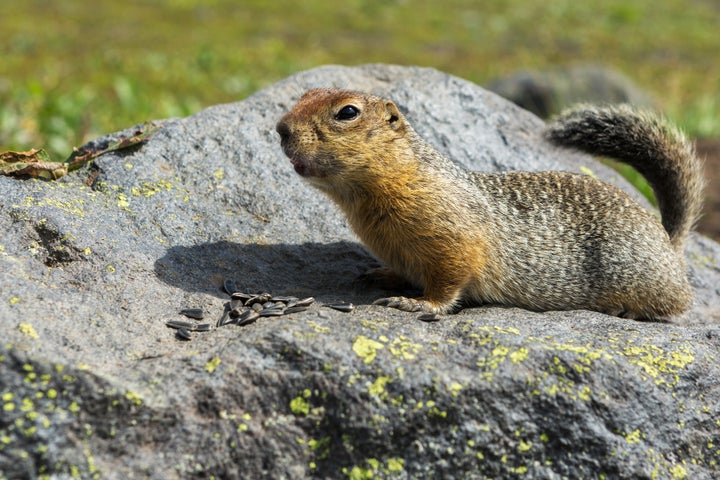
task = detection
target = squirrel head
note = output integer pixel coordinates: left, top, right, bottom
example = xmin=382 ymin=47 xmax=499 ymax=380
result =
xmin=276 ymin=88 xmax=412 ymax=193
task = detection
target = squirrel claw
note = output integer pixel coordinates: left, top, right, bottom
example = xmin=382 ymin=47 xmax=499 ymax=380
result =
xmin=373 ymin=296 xmax=429 ymax=313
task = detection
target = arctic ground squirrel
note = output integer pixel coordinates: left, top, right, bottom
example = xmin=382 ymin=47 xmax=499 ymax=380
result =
xmin=276 ymin=88 xmax=704 ymax=319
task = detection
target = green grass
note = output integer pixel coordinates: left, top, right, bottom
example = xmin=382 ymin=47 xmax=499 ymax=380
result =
xmin=1 ymin=0 xmax=718 ymax=161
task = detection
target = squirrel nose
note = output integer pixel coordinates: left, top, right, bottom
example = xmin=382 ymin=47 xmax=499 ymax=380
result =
xmin=276 ymin=120 xmax=291 ymax=142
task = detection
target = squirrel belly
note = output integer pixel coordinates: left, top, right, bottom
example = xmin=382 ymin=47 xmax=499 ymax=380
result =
xmin=276 ymin=89 xmax=703 ymax=319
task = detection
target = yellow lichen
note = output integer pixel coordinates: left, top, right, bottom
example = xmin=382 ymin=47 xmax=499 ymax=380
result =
xmin=368 ymin=376 xmax=392 ymax=396
xmin=116 ymin=193 xmax=130 ymax=209
xmin=290 ymin=396 xmax=310 ymax=416
xmin=580 ymin=166 xmax=597 ymax=178
xmin=518 ymin=440 xmax=532 ymax=452
xmin=124 ymin=391 xmax=142 ymax=406
xmin=449 ymin=382 xmax=463 ymax=397
xmin=43 ymin=198 xmax=86 ymax=217
xmin=18 ymin=323 xmax=39 ymax=339
xmin=205 ymin=357 xmax=221 ymax=374
xmin=387 ymin=458 xmax=404 ymax=472
xmin=130 ymin=179 xmax=174 ymax=198
xmin=669 ymin=464 xmax=687 ymax=479
xmin=388 ymin=336 xmax=423 ymax=360
xmin=621 ymin=344 xmax=694 ymax=388
xmin=510 ymin=347 xmax=529 ymax=363
xmin=625 ymin=429 xmax=642 ymax=444
xmin=352 ymin=336 xmax=385 ymax=364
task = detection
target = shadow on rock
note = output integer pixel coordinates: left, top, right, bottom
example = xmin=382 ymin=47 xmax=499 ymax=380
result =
xmin=154 ymin=240 xmax=384 ymax=303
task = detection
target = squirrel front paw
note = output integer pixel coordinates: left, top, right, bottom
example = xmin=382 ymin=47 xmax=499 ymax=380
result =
xmin=373 ymin=296 xmax=433 ymax=313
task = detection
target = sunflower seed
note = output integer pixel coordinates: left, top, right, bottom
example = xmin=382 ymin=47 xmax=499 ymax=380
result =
xmin=418 ymin=313 xmax=440 ymax=322
xmin=271 ymin=295 xmax=298 ymax=303
xmin=245 ymin=293 xmax=271 ymax=306
xmin=290 ymin=297 xmax=315 ymax=308
xmin=195 ymin=323 xmax=211 ymax=332
xmin=166 ymin=320 xmax=195 ymax=329
xmin=223 ymin=279 xmax=239 ymax=295
xmin=284 ymin=306 xmax=309 ymax=314
xmin=328 ymin=303 xmax=355 ymax=313
xmin=176 ymin=328 xmax=192 ymax=341
xmin=237 ymin=310 xmax=259 ymax=326
xmin=180 ymin=308 xmax=205 ymax=320
xmin=230 ymin=292 xmax=253 ymax=303
xmin=259 ymin=307 xmax=286 ymax=317
xmin=229 ymin=307 xmax=244 ymax=319
xmin=251 ymin=303 xmax=264 ymax=312
xmin=217 ymin=308 xmax=233 ymax=327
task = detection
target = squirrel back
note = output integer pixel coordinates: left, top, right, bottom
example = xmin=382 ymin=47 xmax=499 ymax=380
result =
xmin=546 ymin=105 xmax=705 ymax=251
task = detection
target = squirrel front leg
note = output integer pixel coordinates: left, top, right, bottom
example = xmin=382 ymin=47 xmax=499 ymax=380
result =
xmin=373 ymin=268 xmax=467 ymax=314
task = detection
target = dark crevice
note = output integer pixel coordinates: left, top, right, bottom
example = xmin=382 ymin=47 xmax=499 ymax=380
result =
xmin=32 ymin=221 xmax=83 ymax=267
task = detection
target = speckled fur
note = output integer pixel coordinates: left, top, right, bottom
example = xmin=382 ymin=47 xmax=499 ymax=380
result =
xmin=276 ymin=89 xmax=703 ymax=319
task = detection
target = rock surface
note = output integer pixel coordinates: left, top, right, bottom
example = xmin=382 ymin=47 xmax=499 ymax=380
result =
xmin=1 ymin=64 xmax=719 ymax=479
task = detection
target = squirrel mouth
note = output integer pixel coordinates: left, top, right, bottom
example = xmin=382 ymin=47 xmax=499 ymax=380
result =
xmin=288 ymin=155 xmax=314 ymax=177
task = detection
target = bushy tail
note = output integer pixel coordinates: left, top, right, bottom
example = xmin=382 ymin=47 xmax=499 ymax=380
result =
xmin=545 ymin=104 xmax=705 ymax=251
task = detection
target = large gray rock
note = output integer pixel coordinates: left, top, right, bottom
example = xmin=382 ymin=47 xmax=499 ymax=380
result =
xmin=1 ymin=64 xmax=719 ymax=479
xmin=486 ymin=65 xmax=656 ymax=118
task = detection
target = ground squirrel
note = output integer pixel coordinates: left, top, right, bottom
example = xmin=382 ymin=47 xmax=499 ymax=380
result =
xmin=276 ymin=88 xmax=704 ymax=319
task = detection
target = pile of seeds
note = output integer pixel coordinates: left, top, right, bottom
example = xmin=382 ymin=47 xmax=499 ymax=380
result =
xmin=217 ymin=292 xmax=317 ymax=328
xmin=165 ymin=279 xmax=355 ymax=341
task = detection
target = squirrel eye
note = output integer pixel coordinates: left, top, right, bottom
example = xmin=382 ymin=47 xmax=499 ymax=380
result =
xmin=335 ymin=105 xmax=360 ymax=121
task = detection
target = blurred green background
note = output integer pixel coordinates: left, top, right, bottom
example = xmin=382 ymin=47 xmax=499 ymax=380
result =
xmin=1 ymin=0 xmax=718 ymax=161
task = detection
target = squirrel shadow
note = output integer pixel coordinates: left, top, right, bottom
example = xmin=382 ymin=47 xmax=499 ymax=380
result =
xmin=153 ymin=240 xmax=402 ymax=305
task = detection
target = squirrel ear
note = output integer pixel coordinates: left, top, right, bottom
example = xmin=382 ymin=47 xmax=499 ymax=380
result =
xmin=384 ymin=101 xmax=403 ymax=130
